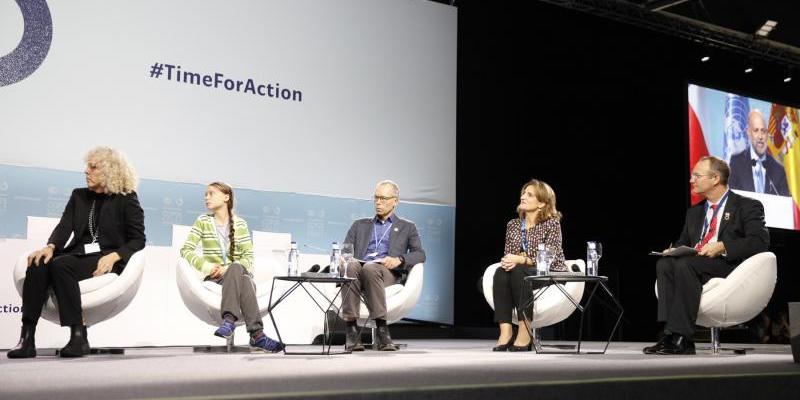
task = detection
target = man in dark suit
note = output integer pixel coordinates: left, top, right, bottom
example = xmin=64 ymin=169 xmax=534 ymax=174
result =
xmin=341 ymin=180 xmax=426 ymax=351
xmin=729 ymin=110 xmax=790 ymax=196
xmin=644 ymin=156 xmax=769 ymax=355
xmin=7 ymin=147 xmax=145 ymax=359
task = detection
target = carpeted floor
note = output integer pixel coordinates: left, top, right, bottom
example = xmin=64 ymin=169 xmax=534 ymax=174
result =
xmin=2 ymin=340 xmax=798 ymax=400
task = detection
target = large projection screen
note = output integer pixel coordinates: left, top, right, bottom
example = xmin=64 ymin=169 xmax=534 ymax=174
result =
xmin=0 ymin=0 xmax=457 ymax=324
xmin=688 ymin=83 xmax=800 ymax=230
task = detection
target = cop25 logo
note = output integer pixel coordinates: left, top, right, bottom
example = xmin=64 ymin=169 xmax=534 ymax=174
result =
xmin=0 ymin=0 xmax=52 ymax=87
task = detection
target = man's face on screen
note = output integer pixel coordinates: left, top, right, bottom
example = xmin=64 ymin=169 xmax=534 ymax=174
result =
xmin=689 ymin=160 xmax=718 ymax=197
xmin=747 ymin=113 xmax=769 ymax=156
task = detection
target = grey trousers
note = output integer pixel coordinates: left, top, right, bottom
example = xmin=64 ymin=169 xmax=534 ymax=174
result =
xmin=211 ymin=263 xmax=263 ymax=333
xmin=341 ymin=260 xmax=396 ymax=321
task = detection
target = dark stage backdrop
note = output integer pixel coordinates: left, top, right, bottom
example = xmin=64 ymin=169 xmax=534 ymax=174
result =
xmin=454 ymin=0 xmax=799 ymax=342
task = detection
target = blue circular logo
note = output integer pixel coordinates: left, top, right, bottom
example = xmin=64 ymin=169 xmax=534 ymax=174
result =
xmin=0 ymin=0 xmax=52 ymax=87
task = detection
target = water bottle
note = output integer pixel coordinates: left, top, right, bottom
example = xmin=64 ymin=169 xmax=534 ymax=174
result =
xmin=535 ymin=242 xmax=549 ymax=276
xmin=287 ymin=241 xmax=299 ymax=277
xmin=586 ymin=241 xmax=598 ymax=276
xmin=329 ymin=241 xmax=341 ymax=277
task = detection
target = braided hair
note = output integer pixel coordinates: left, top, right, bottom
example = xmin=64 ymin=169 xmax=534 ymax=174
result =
xmin=209 ymin=182 xmax=236 ymax=263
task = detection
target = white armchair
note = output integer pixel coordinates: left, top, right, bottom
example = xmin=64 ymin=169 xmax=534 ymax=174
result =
xmin=12 ymin=217 xmax=146 ymax=351
xmin=356 ymin=263 xmax=424 ymax=324
xmin=655 ymin=251 xmax=778 ymax=354
xmin=482 ymin=260 xmax=586 ymax=349
xmin=353 ymin=263 xmax=424 ymax=348
xmin=172 ymin=224 xmax=285 ymax=352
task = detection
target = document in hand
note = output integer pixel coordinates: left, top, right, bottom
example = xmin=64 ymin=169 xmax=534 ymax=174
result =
xmin=648 ymin=246 xmax=698 ymax=257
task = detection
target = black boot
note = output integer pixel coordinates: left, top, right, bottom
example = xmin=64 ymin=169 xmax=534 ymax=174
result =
xmin=345 ymin=324 xmax=365 ymax=352
xmin=7 ymin=324 xmax=37 ymax=359
xmin=60 ymin=325 xmax=90 ymax=358
xmin=375 ymin=325 xmax=398 ymax=351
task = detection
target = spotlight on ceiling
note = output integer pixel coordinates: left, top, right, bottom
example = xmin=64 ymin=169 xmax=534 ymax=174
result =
xmin=701 ymin=56 xmax=710 ymax=62
xmin=744 ymin=67 xmax=753 ymax=73
xmin=755 ymin=20 xmax=778 ymax=37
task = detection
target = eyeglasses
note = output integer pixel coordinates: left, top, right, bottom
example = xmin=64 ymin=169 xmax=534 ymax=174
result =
xmin=750 ymin=127 xmax=768 ymax=135
xmin=373 ymin=195 xmax=396 ymax=203
xmin=690 ymin=172 xmax=716 ymax=180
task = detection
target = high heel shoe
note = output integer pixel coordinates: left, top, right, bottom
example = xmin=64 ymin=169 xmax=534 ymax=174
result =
xmin=508 ymin=341 xmax=532 ymax=352
xmin=492 ymin=337 xmax=514 ymax=352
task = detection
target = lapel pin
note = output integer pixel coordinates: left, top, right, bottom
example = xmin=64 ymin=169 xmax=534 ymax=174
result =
xmin=724 ymin=212 xmax=730 ymax=221
xmin=394 ymin=227 xmax=399 ymax=232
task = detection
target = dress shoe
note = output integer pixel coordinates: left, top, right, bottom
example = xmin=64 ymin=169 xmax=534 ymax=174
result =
xmin=656 ymin=334 xmax=695 ymax=355
xmin=508 ymin=341 xmax=532 ymax=352
xmin=7 ymin=324 xmax=37 ymax=359
xmin=643 ymin=334 xmax=672 ymax=354
xmin=375 ymin=325 xmax=398 ymax=351
xmin=345 ymin=324 xmax=365 ymax=352
xmin=60 ymin=325 xmax=90 ymax=358
xmin=492 ymin=337 xmax=514 ymax=352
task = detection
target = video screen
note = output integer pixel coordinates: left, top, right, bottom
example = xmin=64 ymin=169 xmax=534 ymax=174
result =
xmin=688 ymin=84 xmax=799 ymax=230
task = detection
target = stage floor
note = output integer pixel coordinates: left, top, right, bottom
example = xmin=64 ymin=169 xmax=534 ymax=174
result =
xmin=2 ymin=339 xmax=798 ymax=400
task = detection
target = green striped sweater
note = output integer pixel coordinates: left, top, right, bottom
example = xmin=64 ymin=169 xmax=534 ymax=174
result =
xmin=180 ymin=214 xmax=254 ymax=276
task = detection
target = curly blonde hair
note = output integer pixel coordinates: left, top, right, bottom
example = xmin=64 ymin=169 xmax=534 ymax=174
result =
xmin=84 ymin=146 xmax=139 ymax=194
xmin=517 ymin=179 xmax=562 ymax=224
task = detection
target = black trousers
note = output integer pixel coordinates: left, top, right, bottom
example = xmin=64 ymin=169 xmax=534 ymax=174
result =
xmin=21 ymin=254 xmax=103 ymax=327
xmin=492 ymin=266 xmax=547 ymax=324
xmin=656 ymin=255 xmax=736 ymax=337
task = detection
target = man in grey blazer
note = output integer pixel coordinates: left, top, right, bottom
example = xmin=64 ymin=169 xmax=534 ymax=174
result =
xmin=342 ymin=180 xmax=426 ymax=351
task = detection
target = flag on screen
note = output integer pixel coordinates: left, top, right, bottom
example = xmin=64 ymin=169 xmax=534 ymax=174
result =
xmin=688 ymin=85 xmax=710 ymax=204
xmin=770 ymin=105 xmax=800 ymax=228
xmin=722 ymin=94 xmax=750 ymax=162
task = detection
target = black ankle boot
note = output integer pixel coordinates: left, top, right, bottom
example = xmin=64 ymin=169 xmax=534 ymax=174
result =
xmin=7 ymin=324 xmax=37 ymax=359
xmin=345 ymin=324 xmax=365 ymax=352
xmin=60 ymin=325 xmax=90 ymax=358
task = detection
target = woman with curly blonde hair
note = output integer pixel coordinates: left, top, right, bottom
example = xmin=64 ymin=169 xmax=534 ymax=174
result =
xmin=8 ymin=146 xmax=146 ymax=359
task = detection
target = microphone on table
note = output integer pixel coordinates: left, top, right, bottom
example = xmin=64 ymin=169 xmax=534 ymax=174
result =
xmin=305 ymin=264 xmax=332 ymax=273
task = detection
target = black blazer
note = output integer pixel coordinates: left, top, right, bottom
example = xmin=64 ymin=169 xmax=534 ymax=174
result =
xmin=48 ymin=188 xmax=146 ymax=270
xmin=729 ymin=149 xmax=790 ymax=196
xmin=675 ymin=191 xmax=769 ymax=263
xmin=344 ymin=214 xmax=426 ymax=283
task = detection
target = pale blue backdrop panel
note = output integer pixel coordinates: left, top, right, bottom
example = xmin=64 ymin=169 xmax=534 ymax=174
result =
xmin=0 ymin=164 xmax=454 ymax=324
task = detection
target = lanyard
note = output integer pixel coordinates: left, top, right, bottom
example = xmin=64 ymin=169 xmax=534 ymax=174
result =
xmin=373 ymin=220 xmax=393 ymax=251
xmin=520 ymin=218 xmax=529 ymax=253
xmin=700 ymin=191 xmax=729 ymax=238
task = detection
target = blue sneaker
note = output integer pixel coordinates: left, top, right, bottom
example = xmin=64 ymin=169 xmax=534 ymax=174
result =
xmin=249 ymin=334 xmax=284 ymax=353
xmin=214 ymin=319 xmax=235 ymax=339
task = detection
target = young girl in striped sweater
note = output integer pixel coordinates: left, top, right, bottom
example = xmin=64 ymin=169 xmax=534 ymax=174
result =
xmin=180 ymin=182 xmax=283 ymax=352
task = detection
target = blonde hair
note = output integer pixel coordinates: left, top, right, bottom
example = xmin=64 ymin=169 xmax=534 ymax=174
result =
xmin=84 ymin=146 xmax=139 ymax=194
xmin=517 ymin=179 xmax=562 ymax=223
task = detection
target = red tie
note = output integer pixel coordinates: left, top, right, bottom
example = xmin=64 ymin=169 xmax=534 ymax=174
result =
xmin=695 ymin=204 xmax=718 ymax=251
